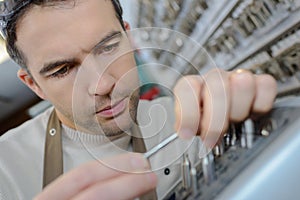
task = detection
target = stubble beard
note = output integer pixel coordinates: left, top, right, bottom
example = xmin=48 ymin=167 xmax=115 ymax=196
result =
xmin=69 ymin=89 xmax=140 ymax=137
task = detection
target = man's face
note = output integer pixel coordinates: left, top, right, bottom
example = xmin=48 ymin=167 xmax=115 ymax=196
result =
xmin=16 ymin=0 xmax=140 ymax=136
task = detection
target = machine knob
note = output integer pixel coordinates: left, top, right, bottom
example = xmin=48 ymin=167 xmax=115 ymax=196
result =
xmin=202 ymin=151 xmax=216 ymax=184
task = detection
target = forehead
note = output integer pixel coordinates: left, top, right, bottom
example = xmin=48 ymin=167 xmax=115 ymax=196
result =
xmin=16 ymin=0 xmax=120 ymax=70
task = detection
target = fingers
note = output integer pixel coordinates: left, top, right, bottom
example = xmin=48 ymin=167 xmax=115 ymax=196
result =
xmin=73 ymin=173 xmax=157 ymax=200
xmin=173 ymin=70 xmax=231 ymax=148
xmin=201 ymin=69 xmax=230 ymax=148
xmin=173 ymin=75 xmax=202 ymax=139
xmin=35 ymin=153 xmax=156 ymax=200
xmin=229 ymin=69 xmax=256 ymax=121
xmin=229 ymin=71 xmax=277 ymax=120
xmin=252 ymin=74 xmax=277 ymax=112
xmin=173 ymin=68 xmax=277 ymax=149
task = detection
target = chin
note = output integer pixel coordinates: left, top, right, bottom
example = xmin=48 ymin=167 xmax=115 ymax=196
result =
xmin=96 ymin=110 xmax=134 ymax=137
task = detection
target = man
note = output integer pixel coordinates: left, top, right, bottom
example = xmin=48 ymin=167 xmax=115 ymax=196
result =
xmin=0 ymin=0 xmax=277 ymax=199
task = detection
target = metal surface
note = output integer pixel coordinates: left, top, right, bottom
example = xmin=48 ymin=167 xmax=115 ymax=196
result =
xmin=216 ymin=110 xmax=300 ymax=200
xmin=163 ymin=97 xmax=300 ymax=199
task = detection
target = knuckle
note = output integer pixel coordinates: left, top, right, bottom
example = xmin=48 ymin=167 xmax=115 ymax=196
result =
xmin=231 ymin=70 xmax=255 ymax=87
xmin=175 ymin=75 xmax=202 ymax=91
xmin=264 ymin=74 xmax=277 ymax=90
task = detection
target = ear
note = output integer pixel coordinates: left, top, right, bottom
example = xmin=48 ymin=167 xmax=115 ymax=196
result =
xmin=123 ymin=21 xmax=134 ymax=44
xmin=124 ymin=21 xmax=131 ymax=31
xmin=17 ymin=68 xmax=47 ymax=100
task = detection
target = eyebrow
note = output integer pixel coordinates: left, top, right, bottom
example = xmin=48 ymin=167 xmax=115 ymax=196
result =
xmin=39 ymin=30 xmax=123 ymax=76
xmin=39 ymin=59 xmax=78 ymax=75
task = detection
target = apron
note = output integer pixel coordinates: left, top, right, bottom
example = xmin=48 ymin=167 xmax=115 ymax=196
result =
xmin=43 ymin=110 xmax=157 ymax=200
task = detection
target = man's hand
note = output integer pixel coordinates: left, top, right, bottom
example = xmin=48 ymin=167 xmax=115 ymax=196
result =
xmin=34 ymin=153 xmax=157 ymax=200
xmin=174 ymin=69 xmax=277 ymax=147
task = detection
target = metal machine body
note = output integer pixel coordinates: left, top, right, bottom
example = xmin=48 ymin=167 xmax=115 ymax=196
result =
xmin=163 ymin=97 xmax=300 ymax=199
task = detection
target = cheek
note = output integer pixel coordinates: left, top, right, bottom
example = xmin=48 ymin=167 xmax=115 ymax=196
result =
xmin=114 ymin=54 xmax=138 ymax=82
xmin=47 ymin=85 xmax=73 ymax=105
xmin=36 ymin=77 xmax=75 ymax=107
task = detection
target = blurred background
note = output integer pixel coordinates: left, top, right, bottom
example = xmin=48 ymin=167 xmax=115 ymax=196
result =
xmin=0 ymin=39 xmax=41 ymax=134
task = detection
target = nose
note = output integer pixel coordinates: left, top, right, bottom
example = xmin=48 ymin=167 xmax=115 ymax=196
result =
xmin=83 ymin=56 xmax=117 ymax=96
xmin=88 ymin=72 xmax=116 ymax=96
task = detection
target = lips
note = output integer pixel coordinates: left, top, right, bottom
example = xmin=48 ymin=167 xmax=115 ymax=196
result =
xmin=96 ymin=98 xmax=127 ymax=118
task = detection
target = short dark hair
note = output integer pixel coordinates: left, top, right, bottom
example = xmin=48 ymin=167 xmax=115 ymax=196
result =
xmin=5 ymin=0 xmax=125 ymax=69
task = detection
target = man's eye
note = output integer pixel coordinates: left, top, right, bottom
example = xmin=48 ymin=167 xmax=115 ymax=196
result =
xmin=98 ymin=42 xmax=120 ymax=54
xmin=103 ymin=45 xmax=114 ymax=53
xmin=50 ymin=65 xmax=73 ymax=78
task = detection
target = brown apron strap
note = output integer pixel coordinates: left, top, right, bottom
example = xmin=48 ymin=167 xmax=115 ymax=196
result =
xmin=131 ymin=123 xmax=158 ymax=200
xmin=131 ymin=123 xmax=147 ymax=153
xmin=43 ymin=110 xmax=63 ymax=188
